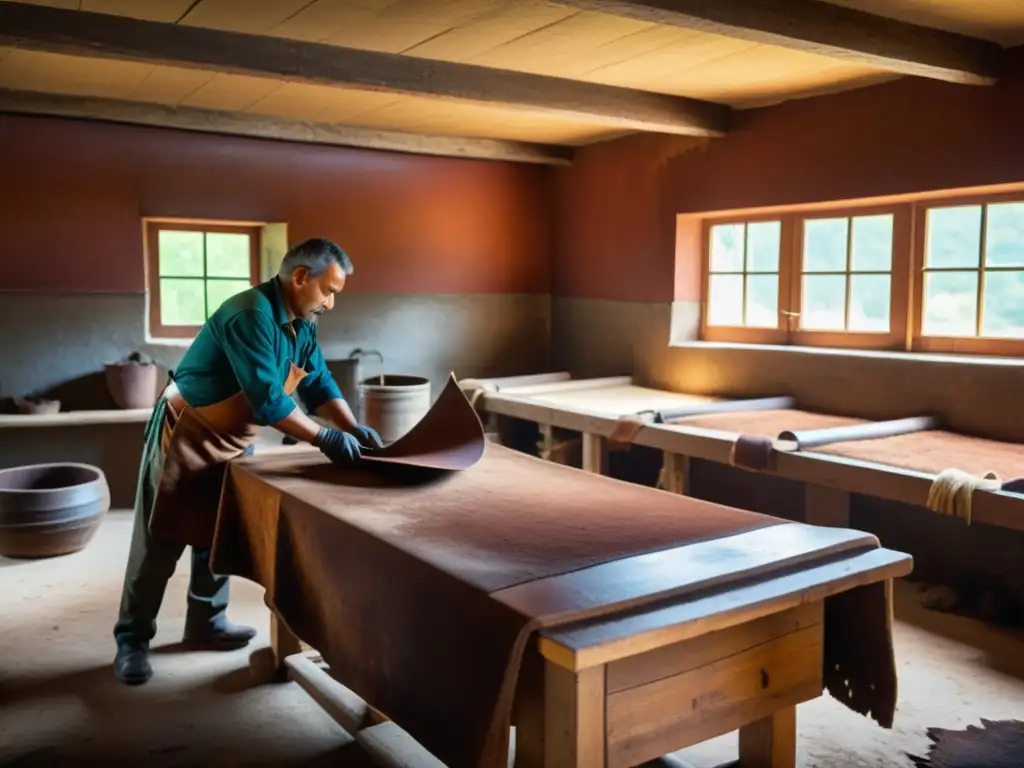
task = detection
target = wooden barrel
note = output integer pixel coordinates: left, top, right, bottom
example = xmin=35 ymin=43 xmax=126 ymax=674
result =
xmin=0 ymin=463 xmax=111 ymax=558
xmin=358 ymin=375 xmax=431 ymax=445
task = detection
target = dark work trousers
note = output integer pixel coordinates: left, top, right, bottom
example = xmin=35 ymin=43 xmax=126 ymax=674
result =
xmin=112 ymin=399 xmax=253 ymax=645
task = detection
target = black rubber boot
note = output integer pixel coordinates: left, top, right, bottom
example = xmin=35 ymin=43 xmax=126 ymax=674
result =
xmin=114 ymin=638 xmax=152 ymax=685
xmin=182 ymin=619 xmax=257 ymax=651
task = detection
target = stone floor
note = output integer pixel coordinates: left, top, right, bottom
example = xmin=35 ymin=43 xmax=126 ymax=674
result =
xmin=2 ymin=510 xmax=1023 ymax=767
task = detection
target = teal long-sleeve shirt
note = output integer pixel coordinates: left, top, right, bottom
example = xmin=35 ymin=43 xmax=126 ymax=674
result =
xmin=170 ymin=277 xmax=343 ymax=425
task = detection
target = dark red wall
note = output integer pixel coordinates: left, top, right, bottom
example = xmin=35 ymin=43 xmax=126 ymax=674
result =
xmin=0 ymin=115 xmax=552 ymax=295
xmin=552 ymin=46 xmax=1024 ymax=302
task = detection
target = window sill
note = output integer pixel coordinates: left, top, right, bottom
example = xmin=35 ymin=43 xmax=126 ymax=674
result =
xmin=0 ymin=408 xmax=153 ymax=429
xmin=143 ymin=335 xmax=195 ymax=348
xmin=669 ymin=340 xmax=1024 ymax=367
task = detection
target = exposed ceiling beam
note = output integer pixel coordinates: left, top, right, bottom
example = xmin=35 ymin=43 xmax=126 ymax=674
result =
xmin=552 ymin=0 xmax=1005 ymax=85
xmin=0 ymin=2 xmax=730 ymax=137
xmin=0 ymin=89 xmax=575 ymax=166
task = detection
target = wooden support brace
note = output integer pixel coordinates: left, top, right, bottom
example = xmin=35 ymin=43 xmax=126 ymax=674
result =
xmin=738 ymin=705 xmax=797 ymax=768
xmin=285 ymin=652 xmax=375 ymax=735
xmin=582 ymin=433 xmax=608 ymax=474
xmin=804 ymin=485 xmax=851 ymax=528
xmin=270 ymin=613 xmax=303 ymax=679
xmin=284 ymin=651 xmax=449 ymax=768
xmin=356 ymin=722 xmax=448 ymax=768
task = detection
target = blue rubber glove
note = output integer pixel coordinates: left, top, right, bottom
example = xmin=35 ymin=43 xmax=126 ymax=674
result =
xmin=351 ymin=424 xmax=384 ymax=449
xmin=315 ymin=426 xmax=362 ymax=465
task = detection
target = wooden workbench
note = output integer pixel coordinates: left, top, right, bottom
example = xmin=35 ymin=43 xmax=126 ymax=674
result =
xmin=464 ymin=373 xmax=1023 ymax=532
xmin=218 ymin=436 xmax=912 ymax=768
xmin=264 ymin=526 xmax=909 ymax=767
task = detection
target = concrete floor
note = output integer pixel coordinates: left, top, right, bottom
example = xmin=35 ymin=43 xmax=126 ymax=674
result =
xmin=1 ymin=511 xmax=1023 ymax=768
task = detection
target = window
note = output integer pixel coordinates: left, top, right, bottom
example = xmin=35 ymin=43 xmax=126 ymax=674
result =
xmin=917 ymin=199 xmax=1024 ymax=350
xmin=706 ymin=220 xmax=782 ymax=329
xmin=798 ymin=213 xmax=892 ymax=333
xmin=145 ymin=220 xmax=260 ymax=339
xmin=697 ymin=186 xmax=1024 ymax=356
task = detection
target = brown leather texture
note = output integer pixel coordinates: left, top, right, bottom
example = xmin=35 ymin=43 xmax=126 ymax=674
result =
xmin=200 ymin=383 xmax=897 ymax=766
xmin=673 ymin=409 xmax=1022 ymax=480
xmin=207 ymin=384 xmax=811 ymax=767
xmin=361 ymin=374 xmax=486 ymax=471
xmin=817 ymin=429 xmax=1023 ymax=481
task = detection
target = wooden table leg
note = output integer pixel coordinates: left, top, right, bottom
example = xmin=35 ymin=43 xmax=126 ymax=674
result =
xmin=270 ymin=612 xmax=303 ymax=679
xmin=582 ymin=433 xmax=608 ymax=475
xmin=547 ymin=664 xmax=606 ymax=767
xmin=538 ymin=425 xmax=555 ymax=461
xmin=660 ymin=452 xmax=690 ymax=495
xmin=514 ymin=654 xmax=607 ymax=768
xmin=738 ymin=705 xmax=796 ymax=768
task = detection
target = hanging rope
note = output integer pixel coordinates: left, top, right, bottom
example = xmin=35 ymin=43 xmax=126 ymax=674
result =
xmin=926 ymin=468 xmax=1002 ymax=524
xmin=458 ymin=379 xmax=497 ymax=409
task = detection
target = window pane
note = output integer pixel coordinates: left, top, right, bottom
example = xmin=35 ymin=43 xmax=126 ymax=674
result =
xmin=803 ymin=218 xmax=848 ymax=272
xmin=160 ymin=278 xmax=205 ymax=326
xmin=158 ymin=230 xmax=204 ymax=277
xmin=206 ymin=279 xmax=251 ymax=317
xmin=206 ymin=232 xmax=252 ymax=277
xmin=848 ymin=274 xmax=891 ymax=332
xmin=745 ymin=274 xmax=778 ymax=327
xmin=985 ymin=202 xmax=1024 ymax=267
xmin=746 ymin=221 xmax=780 ymax=272
xmin=922 ymin=271 xmax=978 ymax=336
xmin=707 ymin=274 xmax=744 ymax=326
xmin=802 ymin=274 xmax=847 ymax=330
xmin=850 ymin=214 xmax=893 ymax=272
xmin=709 ymin=224 xmax=744 ymax=272
xmin=981 ymin=270 xmax=1024 ymax=338
xmin=925 ymin=205 xmax=981 ymax=268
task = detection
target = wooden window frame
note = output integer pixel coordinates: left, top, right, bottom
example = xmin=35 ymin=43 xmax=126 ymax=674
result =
xmin=697 ymin=187 xmax=1024 ymax=357
xmin=910 ymin=189 xmax=1024 ymax=356
xmin=789 ymin=203 xmax=910 ymax=351
xmin=700 ymin=213 xmax=793 ymax=346
xmin=145 ymin=220 xmax=261 ymax=340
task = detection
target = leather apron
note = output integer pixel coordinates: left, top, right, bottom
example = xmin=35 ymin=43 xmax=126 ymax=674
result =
xmin=147 ymin=362 xmax=308 ymax=549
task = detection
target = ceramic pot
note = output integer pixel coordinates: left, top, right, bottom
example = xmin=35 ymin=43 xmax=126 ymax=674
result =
xmin=0 ymin=463 xmax=110 ymax=558
xmin=14 ymin=397 xmax=61 ymax=415
xmin=104 ymin=361 xmax=158 ymax=409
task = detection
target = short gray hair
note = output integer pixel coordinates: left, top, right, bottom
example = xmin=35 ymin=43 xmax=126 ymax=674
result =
xmin=278 ymin=237 xmax=353 ymax=278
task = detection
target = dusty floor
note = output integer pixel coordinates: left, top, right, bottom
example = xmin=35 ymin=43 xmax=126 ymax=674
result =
xmin=1 ymin=511 xmax=1023 ymax=768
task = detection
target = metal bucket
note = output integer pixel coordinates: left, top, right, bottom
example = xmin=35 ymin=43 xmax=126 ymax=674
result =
xmin=326 ymin=348 xmax=383 ymax=415
xmin=358 ymin=375 xmax=431 ymax=445
xmin=327 ymin=358 xmax=361 ymax=408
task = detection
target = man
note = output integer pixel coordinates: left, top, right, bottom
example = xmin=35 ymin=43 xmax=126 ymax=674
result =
xmin=112 ymin=237 xmax=382 ymax=685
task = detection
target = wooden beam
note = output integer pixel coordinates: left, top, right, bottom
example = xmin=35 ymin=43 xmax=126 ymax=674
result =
xmin=553 ymin=0 xmax=1004 ymax=85
xmin=0 ymin=2 xmax=730 ymax=137
xmin=0 ymin=89 xmax=574 ymax=166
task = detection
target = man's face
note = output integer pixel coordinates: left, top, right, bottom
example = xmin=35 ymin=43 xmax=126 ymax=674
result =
xmin=290 ymin=261 xmax=347 ymax=321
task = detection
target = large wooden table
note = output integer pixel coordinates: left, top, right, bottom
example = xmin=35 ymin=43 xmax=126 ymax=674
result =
xmin=226 ymin=442 xmax=912 ymax=768
xmin=268 ymin=550 xmax=908 ymax=768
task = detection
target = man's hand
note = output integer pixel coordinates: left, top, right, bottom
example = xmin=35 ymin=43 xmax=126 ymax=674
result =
xmin=315 ymin=426 xmax=362 ymax=465
xmin=351 ymin=424 xmax=384 ymax=449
